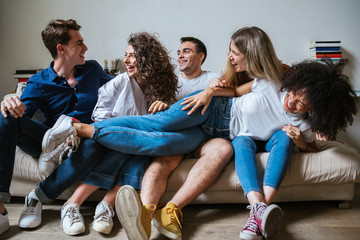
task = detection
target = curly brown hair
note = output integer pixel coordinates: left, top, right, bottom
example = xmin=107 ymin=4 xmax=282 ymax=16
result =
xmin=128 ymin=32 xmax=178 ymax=107
xmin=281 ymin=59 xmax=358 ymax=140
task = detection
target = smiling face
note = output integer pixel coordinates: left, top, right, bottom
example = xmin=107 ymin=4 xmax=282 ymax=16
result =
xmin=227 ymin=40 xmax=247 ymax=73
xmin=61 ymin=29 xmax=87 ymax=65
xmin=177 ymin=41 xmax=203 ymax=74
xmin=123 ymin=45 xmax=139 ymax=79
xmin=283 ymin=90 xmax=311 ymax=114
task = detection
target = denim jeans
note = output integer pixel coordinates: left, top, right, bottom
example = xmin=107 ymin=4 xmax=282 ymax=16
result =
xmin=0 ymin=114 xmax=48 ymax=202
xmin=35 ymin=138 xmax=149 ymax=203
xmin=232 ymin=129 xmax=294 ymax=197
xmin=92 ymin=92 xmax=232 ymax=156
xmin=81 ymin=152 xmax=150 ymax=190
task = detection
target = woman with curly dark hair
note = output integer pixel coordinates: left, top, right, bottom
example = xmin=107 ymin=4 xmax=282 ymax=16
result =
xmin=126 ymin=32 xmax=178 ymax=110
xmin=280 ymin=59 xmax=357 ymax=140
xmin=35 ymin=32 xmax=179 ymax=236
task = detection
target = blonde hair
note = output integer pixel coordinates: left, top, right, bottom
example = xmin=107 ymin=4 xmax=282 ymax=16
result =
xmin=222 ymin=27 xmax=284 ymax=87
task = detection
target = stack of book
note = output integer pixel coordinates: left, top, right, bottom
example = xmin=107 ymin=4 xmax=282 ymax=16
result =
xmin=309 ymin=41 xmax=342 ymax=63
xmin=14 ymin=69 xmax=42 ymax=83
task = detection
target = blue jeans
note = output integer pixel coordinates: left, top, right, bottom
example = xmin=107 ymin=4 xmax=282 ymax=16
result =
xmin=81 ymin=152 xmax=150 ymax=190
xmin=92 ymin=93 xmax=232 ymax=156
xmin=35 ymin=138 xmax=149 ymax=203
xmin=0 ymin=114 xmax=48 ymax=202
xmin=232 ymin=129 xmax=294 ymax=197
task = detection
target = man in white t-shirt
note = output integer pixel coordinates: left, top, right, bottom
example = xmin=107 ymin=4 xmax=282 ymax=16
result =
xmin=115 ymin=37 xmax=234 ymax=240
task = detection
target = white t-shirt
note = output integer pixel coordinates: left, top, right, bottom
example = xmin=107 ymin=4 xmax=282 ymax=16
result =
xmin=229 ymin=78 xmax=315 ymax=142
xmin=176 ymin=71 xmax=220 ymax=100
xmin=91 ymin=73 xmax=148 ymax=121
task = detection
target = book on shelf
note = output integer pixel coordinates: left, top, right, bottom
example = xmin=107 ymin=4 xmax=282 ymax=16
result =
xmin=14 ymin=69 xmax=43 ymax=83
xmin=15 ymin=69 xmax=42 ymax=74
xmin=310 ymin=46 xmax=341 ymax=52
xmin=309 ymin=41 xmax=341 ymax=48
xmin=310 ymin=51 xmax=342 ymax=56
xmin=311 ymin=53 xmax=343 ymax=58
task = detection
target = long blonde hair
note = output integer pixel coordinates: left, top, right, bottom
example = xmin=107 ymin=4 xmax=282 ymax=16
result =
xmin=222 ymin=27 xmax=284 ymax=87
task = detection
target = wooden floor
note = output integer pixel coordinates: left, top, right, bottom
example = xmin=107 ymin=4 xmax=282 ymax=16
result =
xmin=2 ymin=197 xmax=360 ymax=240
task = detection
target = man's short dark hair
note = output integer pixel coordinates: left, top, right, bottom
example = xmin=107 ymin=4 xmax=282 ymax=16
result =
xmin=41 ymin=19 xmax=81 ymax=59
xmin=180 ymin=37 xmax=207 ymax=64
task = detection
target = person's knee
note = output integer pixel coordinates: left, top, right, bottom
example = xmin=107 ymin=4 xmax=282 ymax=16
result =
xmin=272 ymin=129 xmax=293 ymax=148
xmin=0 ymin=113 xmax=16 ymax=128
xmin=147 ymin=155 xmax=183 ymax=176
xmin=200 ymin=139 xmax=233 ymax=165
xmin=232 ymin=136 xmax=255 ymax=150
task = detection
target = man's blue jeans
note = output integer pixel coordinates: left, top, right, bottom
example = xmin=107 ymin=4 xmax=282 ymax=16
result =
xmin=35 ymin=138 xmax=150 ymax=203
xmin=81 ymin=152 xmax=150 ymax=191
xmin=91 ymin=94 xmax=232 ymax=156
xmin=232 ymin=129 xmax=294 ymax=197
xmin=0 ymin=114 xmax=48 ymax=202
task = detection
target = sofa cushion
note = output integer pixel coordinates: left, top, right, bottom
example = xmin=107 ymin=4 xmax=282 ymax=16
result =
xmin=166 ymin=141 xmax=360 ymax=192
xmin=13 ymin=147 xmax=46 ymax=181
xmin=13 ymin=141 xmax=360 ymax=193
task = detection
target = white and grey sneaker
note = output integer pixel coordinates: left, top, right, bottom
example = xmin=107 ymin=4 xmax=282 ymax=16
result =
xmin=61 ymin=203 xmax=85 ymax=236
xmin=0 ymin=208 xmax=9 ymax=235
xmin=42 ymin=114 xmax=79 ymax=153
xmin=39 ymin=115 xmax=80 ymax=175
xmin=18 ymin=191 xmax=42 ymax=228
xmin=92 ymin=201 xmax=114 ymax=234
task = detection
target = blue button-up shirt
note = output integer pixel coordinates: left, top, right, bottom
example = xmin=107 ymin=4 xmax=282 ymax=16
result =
xmin=20 ymin=60 xmax=113 ymax=127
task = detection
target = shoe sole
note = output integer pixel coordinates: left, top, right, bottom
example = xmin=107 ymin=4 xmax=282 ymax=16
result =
xmin=62 ymin=226 xmax=85 ymax=236
xmin=115 ymin=185 xmax=148 ymax=240
xmin=152 ymin=219 xmax=182 ymax=240
xmin=92 ymin=224 xmax=112 ymax=235
xmin=41 ymin=114 xmax=67 ymax=152
xmin=261 ymin=204 xmax=283 ymax=238
xmin=239 ymin=231 xmax=263 ymax=240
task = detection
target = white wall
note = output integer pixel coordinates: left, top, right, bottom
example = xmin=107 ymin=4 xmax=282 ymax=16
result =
xmin=1 ymin=0 xmax=359 ymax=150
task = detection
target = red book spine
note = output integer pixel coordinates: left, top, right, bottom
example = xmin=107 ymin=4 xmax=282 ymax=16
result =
xmin=17 ymin=78 xmax=29 ymax=83
xmin=315 ymin=54 xmax=342 ymax=58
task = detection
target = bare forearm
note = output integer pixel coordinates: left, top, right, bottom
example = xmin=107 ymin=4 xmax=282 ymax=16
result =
xmin=209 ymin=87 xmax=236 ymax=97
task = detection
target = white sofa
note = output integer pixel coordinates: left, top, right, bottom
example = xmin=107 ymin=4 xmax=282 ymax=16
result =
xmin=10 ymin=140 xmax=360 ymax=206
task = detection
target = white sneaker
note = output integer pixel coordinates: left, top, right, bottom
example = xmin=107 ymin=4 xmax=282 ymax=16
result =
xmin=92 ymin=201 xmax=114 ymax=234
xmin=41 ymin=114 xmax=79 ymax=153
xmin=39 ymin=115 xmax=80 ymax=175
xmin=18 ymin=192 xmax=42 ymax=228
xmin=61 ymin=203 xmax=85 ymax=235
xmin=39 ymin=142 xmax=71 ymax=175
xmin=0 ymin=209 xmax=9 ymax=235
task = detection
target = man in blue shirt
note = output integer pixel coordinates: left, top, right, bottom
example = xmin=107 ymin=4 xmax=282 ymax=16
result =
xmin=0 ymin=19 xmax=111 ymax=235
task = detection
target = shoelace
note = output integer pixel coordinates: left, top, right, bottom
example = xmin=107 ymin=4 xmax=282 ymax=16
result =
xmin=23 ymin=197 xmax=38 ymax=215
xmin=94 ymin=203 xmax=114 ymax=223
xmin=58 ymin=135 xmax=80 ymax=164
xmin=64 ymin=206 xmax=83 ymax=226
xmin=243 ymin=206 xmax=259 ymax=232
xmin=165 ymin=207 xmax=183 ymax=229
xmin=254 ymin=204 xmax=266 ymax=221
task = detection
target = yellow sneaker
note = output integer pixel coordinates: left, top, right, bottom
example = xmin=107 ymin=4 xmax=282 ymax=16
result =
xmin=115 ymin=185 xmax=155 ymax=240
xmin=152 ymin=202 xmax=183 ymax=240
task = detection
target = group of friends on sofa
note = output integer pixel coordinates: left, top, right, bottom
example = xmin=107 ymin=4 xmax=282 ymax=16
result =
xmin=0 ymin=19 xmax=357 ymax=240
